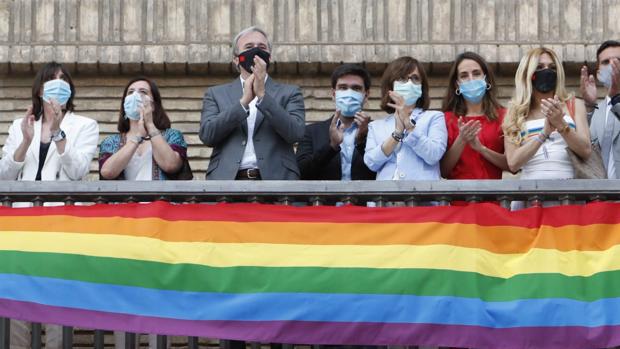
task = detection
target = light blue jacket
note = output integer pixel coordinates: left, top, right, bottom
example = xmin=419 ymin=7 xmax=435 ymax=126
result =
xmin=364 ymin=108 xmax=447 ymax=180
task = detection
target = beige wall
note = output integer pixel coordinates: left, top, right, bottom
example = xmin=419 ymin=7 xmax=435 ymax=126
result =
xmin=0 ymin=0 xmax=614 ymax=178
xmin=0 ymin=0 xmax=615 ymax=73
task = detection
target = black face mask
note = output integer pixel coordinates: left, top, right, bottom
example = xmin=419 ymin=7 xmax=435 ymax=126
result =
xmin=237 ymin=47 xmax=271 ymax=73
xmin=531 ymin=68 xmax=557 ymax=93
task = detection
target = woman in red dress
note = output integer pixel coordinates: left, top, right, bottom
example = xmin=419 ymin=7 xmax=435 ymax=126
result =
xmin=440 ymin=51 xmax=508 ymax=179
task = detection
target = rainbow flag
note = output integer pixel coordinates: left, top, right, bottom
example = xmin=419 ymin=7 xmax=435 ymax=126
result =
xmin=1 ymin=201 xmax=620 ymax=349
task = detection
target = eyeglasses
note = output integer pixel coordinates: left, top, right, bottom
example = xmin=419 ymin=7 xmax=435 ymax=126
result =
xmin=396 ymin=75 xmax=421 ymax=84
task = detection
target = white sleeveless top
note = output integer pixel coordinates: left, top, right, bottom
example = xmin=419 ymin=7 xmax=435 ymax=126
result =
xmin=519 ymin=115 xmax=575 ymax=180
xmin=124 ymin=143 xmax=153 ymax=180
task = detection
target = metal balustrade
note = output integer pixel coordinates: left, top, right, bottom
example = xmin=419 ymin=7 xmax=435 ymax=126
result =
xmin=1 ymin=179 xmax=620 ymax=349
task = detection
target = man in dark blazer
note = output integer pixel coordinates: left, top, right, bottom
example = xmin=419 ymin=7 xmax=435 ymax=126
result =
xmin=581 ymin=40 xmax=620 ymax=179
xmin=200 ymin=26 xmax=305 ymax=180
xmin=297 ymin=64 xmax=376 ymax=180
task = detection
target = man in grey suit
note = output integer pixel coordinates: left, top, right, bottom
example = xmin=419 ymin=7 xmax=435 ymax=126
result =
xmin=200 ymin=26 xmax=305 ymax=180
xmin=581 ymin=40 xmax=620 ymax=179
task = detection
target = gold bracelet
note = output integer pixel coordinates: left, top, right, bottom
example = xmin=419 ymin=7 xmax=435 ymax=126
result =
xmin=558 ymin=123 xmax=571 ymax=135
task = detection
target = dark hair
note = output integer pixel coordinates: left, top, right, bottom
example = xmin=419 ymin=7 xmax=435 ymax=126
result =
xmin=117 ymin=77 xmax=171 ymax=133
xmin=596 ymin=40 xmax=620 ymax=64
xmin=380 ymin=56 xmax=429 ymax=113
xmin=330 ymin=64 xmax=371 ymax=91
xmin=441 ymin=51 xmax=502 ymax=121
xmin=31 ymin=62 xmax=76 ymax=121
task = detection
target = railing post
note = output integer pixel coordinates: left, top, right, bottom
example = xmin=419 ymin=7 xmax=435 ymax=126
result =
xmin=61 ymin=198 xmax=75 ymax=349
xmin=0 ymin=317 xmax=9 ymax=349
xmin=188 ymin=336 xmax=200 ymax=349
xmin=340 ymin=196 xmax=353 ymax=206
xmin=93 ymin=329 xmax=105 ymax=349
xmin=31 ymin=199 xmax=42 ymax=349
xmin=310 ymin=196 xmax=323 ymax=206
xmin=1 ymin=196 xmax=12 ymax=207
xmin=156 ymin=334 xmax=167 ymax=349
xmin=278 ymin=196 xmax=291 ymax=206
xmin=64 ymin=196 xmax=75 ymax=206
xmin=405 ymin=196 xmax=418 ymax=207
xmin=125 ymin=332 xmax=137 ymax=349
xmin=589 ymin=194 xmax=606 ymax=203
xmin=528 ymin=195 xmax=543 ymax=208
xmin=32 ymin=196 xmax=43 ymax=207
xmin=437 ymin=196 xmax=451 ymax=206
xmin=31 ymin=323 xmax=41 ymax=349
xmin=216 ymin=196 xmax=230 ymax=203
xmin=559 ymin=195 xmax=575 ymax=206
xmin=1 ymin=197 xmax=10 ymax=349
xmin=62 ymin=325 xmax=73 ymax=349
xmin=465 ymin=195 xmax=481 ymax=204
xmin=498 ymin=195 xmax=511 ymax=209
xmin=372 ymin=196 xmax=384 ymax=208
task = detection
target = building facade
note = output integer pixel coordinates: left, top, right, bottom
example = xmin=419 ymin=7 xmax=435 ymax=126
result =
xmin=0 ymin=0 xmax=614 ymax=178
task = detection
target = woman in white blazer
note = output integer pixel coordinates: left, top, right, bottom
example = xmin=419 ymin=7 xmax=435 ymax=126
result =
xmin=0 ymin=62 xmax=99 ymax=349
xmin=0 ymin=62 xmax=99 ymax=182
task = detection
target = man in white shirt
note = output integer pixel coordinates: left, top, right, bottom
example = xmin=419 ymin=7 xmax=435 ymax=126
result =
xmin=199 ymin=26 xmax=305 ymax=180
xmin=581 ymin=40 xmax=620 ymax=179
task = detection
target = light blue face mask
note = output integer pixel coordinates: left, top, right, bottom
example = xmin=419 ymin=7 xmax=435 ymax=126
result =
xmin=458 ymin=78 xmax=488 ymax=104
xmin=598 ymin=65 xmax=613 ymax=89
xmin=42 ymin=79 xmax=72 ymax=106
xmin=335 ymin=89 xmax=364 ymax=117
xmin=123 ymin=91 xmax=143 ymax=121
xmin=393 ymin=80 xmax=422 ymax=106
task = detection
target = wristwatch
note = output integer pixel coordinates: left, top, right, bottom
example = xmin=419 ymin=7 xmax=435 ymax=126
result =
xmin=391 ymin=131 xmax=404 ymax=142
xmin=50 ymin=129 xmax=66 ymax=142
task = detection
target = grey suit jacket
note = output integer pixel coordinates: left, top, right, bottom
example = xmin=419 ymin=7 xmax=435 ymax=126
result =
xmin=199 ymin=77 xmax=306 ymax=180
xmin=589 ymin=98 xmax=620 ymax=178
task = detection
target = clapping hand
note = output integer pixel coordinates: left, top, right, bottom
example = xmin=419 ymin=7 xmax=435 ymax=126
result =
xmin=20 ymin=106 xmax=35 ymax=143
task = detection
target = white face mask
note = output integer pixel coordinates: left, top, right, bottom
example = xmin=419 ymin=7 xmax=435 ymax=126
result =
xmin=42 ymin=79 xmax=72 ymax=106
xmin=123 ymin=91 xmax=144 ymax=121
xmin=598 ymin=65 xmax=613 ymax=89
xmin=393 ymin=80 xmax=422 ymax=107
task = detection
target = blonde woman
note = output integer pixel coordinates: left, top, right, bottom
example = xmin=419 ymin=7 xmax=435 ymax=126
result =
xmin=503 ymin=47 xmax=591 ymax=183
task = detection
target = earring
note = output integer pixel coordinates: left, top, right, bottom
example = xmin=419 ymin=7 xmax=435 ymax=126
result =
xmin=455 ymin=87 xmax=461 ymax=95
xmin=486 ymin=82 xmax=492 ymax=90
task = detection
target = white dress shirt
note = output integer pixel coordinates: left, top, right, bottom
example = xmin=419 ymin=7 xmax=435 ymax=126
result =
xmin=604 ymin=96 xmax=617 ymax=178
xmin=238 ymin=75 xmax=268 ymax=170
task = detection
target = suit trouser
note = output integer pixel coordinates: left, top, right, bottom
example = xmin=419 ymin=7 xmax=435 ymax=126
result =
xmin=10 ymin=320 xmax=62 ymax=349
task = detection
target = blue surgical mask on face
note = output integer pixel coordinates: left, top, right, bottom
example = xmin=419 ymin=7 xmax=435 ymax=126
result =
xmin=458 ymin=78 xmax=488 ymax=104
xmin=42 ymin=79 xmax=72 ymax=106
xmin=335 ymin=89 xmax=364 ymax=117
xmin=393 ymin=80 xmax=422 ymax=106
xmin=598 ymin=65 xmax=613 ymax=89
xmin=123 ymin=91 xmax=143 ymax=121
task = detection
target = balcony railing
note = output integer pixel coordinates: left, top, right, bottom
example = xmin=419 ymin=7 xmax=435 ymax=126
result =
xmin=1 ymin=179 xmax=620 ymax=349
xmin=0 ymin=179 xmax=619 ymax=206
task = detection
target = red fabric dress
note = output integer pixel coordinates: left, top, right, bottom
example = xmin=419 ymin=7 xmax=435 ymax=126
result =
xmin=444 ymin=108 xmax=506 ymax=179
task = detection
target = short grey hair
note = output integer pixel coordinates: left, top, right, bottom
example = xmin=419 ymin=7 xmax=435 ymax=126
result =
xmin=232 ymin=26 xmax=272 ymax=56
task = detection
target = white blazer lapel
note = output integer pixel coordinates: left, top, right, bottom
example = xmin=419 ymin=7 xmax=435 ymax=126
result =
xmin=30 ymin=118 xmax=43 ymax=163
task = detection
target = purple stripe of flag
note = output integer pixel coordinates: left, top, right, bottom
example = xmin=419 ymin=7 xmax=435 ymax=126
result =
xmin=1 ymin=298 xmax=620 ymax=349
